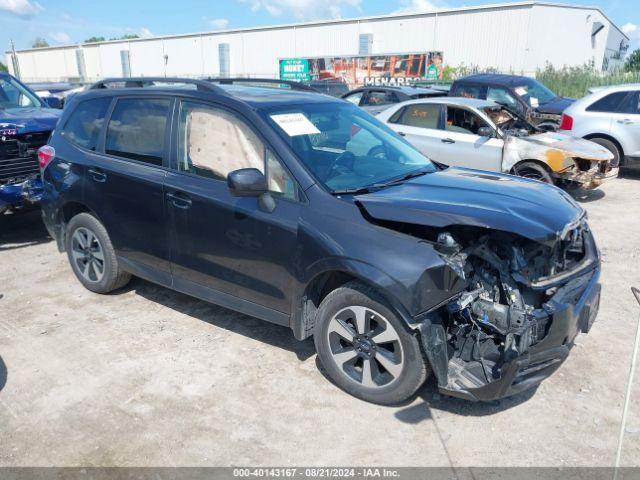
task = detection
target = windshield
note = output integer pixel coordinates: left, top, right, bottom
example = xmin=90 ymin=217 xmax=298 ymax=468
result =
xmin=0 ymin=76 xmax=42 ymax=109
xmin=261 ymin=102 xmax=436 ymax=193
xmin=513 ymin=78 xmax=557 ymax=107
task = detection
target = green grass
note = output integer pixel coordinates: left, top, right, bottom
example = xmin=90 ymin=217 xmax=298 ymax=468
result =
xmin=535 ymin=64 xmax=640 ymax=98
xmin=439 ymin=63 xmax=640 ymax=99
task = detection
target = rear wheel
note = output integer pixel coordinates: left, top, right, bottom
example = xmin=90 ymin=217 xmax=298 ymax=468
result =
xmin=588 ymin=137 xmax=621 ymax=169
xmin=314 ymin=282 xmax=429 ymax=405
xmin=65 ymin=213 xmax=131 ymax=293
xmin=513 ymin=161 xmax=554 ymax=184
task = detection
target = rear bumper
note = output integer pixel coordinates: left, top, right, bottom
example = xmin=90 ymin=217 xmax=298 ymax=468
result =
xmin=438 ymin=267 xmax=601 ymax=402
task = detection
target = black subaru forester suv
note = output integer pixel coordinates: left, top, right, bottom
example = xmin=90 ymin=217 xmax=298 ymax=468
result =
xmin=39 ymin=77 xmax=601 ymax=404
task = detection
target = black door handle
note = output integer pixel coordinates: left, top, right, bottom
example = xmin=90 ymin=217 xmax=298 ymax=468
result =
xmin=441 ymin=138 xmax=455 ymax=144
xmin=397 ymin=131 xmax=407 ymax=137
xmin=166 ymin=192 xmax=192 ymax=209
xmin=88 ymin=168 xmax=107 ymax=183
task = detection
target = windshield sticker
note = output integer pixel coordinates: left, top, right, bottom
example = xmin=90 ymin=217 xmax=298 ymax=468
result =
xmin=530 ymin=97 xmax=539 ymax=107
xmin=270 ymin=113 xmax=320 ymax=137
xmin=515 ymin=87 xmax=528 ymax=96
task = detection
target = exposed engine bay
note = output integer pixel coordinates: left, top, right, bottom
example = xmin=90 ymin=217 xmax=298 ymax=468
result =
xmin=397 ymin=221 xmax=596 ymax=399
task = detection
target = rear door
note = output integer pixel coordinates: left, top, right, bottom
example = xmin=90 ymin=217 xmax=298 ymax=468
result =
xmin=439 ymin=105 xmax=503 ymax=171
xmin=83 ymin=96 xmax=173 ymax=280
xmin=384 ymin=103 xmax=445 ymax=162
xmin=165 ymin=99 xmax=301 ymax=318
xmin=611 ymin=91 xmax=640 ymax=163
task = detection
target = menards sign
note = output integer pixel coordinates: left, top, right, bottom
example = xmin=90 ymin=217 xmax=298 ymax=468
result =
xmin=279 ymin=52 xmax=443 ymax=89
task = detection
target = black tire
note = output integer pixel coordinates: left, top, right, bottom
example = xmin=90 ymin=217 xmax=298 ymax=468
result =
xmin=314 ymin=281 xmax=429 ymax=405
xmin=588 ymin=137 xmax=622 ymax=169
xmin=514 ymin=161 xmax=554 ymax=184
xmin=65 ymin=212 xmax=131 ymax=294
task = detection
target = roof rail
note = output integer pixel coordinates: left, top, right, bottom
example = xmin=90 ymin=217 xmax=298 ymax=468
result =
xmin=206 ymin=77 xmax=316 ymax=92
xmin=89 ymin=77 xmax=227 ymax=94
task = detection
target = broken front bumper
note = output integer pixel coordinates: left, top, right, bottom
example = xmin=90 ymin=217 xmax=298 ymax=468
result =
xmin=429 ymin=266 xmax=601 ymax=402
xmin=0 ymin=177 xmax=44 ymax=210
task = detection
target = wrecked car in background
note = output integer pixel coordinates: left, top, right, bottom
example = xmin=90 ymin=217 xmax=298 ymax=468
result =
xmin=449 ymin=74 xmax=573 ymax=131
xmin=0 ymin=73 xmax=61 ymax=214
xmin=377 ymin=97 xmax=613 ymax=190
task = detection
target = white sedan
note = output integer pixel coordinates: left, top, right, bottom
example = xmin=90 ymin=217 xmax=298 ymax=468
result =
xmin=376 ymin=97 xmax=613 ymax=189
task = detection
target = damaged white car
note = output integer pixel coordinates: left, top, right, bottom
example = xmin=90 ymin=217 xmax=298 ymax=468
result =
xmin=377 ymin=97 xmax=613 ymax=189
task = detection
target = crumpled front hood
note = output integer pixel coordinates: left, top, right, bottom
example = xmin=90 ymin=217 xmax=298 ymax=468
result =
xmin=524 ymin=131 xmax=613 ymax=161
xmin=534 ymin=96 xmax=574 ymax=115
xmin=356 ymin=167 xmax=584 ymax=244
xmin=0 ymin=107 xmax=62 ymax=134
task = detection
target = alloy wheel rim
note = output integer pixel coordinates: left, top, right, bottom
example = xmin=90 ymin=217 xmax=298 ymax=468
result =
xmin=71 ymin=227 xmax=105 ymax=283
xmin=326 ymin=306 xmax=404 ymax=388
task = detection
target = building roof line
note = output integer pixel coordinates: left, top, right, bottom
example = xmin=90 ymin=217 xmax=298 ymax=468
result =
xmin=5 ymin=1 xmax=628 ymax=54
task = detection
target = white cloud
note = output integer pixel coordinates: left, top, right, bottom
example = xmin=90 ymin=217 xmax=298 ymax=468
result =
xmin=394 ymin=0 xmax=445 ymax=14
xmin=0 ymin=0 xmax=42 ymax=17
xmin=239 ymin=0 xmax=361 ymax=20
xmin=208 ymin=18 xmax=229 ymax=30
xmin=138 ymin=27 xmax=153 ymax=38
xmin=622 ymin=22 xmax=637 ymax=35
xmin=49 ymin=31 xmax=72 ymax=44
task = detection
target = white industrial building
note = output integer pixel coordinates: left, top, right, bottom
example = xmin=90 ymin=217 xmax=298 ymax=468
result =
xmin=5 ymin=1 xmax=630 ymax=83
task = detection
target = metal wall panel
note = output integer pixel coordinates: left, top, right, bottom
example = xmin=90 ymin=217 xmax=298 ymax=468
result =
xmin=7 ymin=4 xmax=625 ymax=82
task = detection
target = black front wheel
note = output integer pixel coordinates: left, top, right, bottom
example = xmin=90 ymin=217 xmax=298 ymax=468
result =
xmin=514 ymin=162 xmax=554 ymax=184
xmin=314 ymin=282 xmax=429 ymax=405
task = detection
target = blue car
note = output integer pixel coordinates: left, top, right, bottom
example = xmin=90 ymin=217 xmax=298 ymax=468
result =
xmin=0 ymin=72 xmax=62 ymax=214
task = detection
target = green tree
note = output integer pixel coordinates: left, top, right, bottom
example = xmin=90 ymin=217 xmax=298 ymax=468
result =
xmin=31 ymin=37 xmax=50 ymax=48
xmin=0 ymin=61 xmax=7 ymax=73
xmin=108 ymin=34 xmax=139 ymax=41
xmin=625 ymin=49 xmax=640 ymax=72
xmin=84 ymin=36 xmax=105 ymax=43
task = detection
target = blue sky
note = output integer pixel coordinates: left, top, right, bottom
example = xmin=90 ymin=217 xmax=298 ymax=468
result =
xmin=1 ymin=0 xmax=638 ymax=56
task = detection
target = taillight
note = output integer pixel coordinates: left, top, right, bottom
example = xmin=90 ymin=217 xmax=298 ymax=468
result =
xmin=37 ymin=145 xmax=55 ymax=170
xmin=559 ymin=114 xmax=573 ymax=131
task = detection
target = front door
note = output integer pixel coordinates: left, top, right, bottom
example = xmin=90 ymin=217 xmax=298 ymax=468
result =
xmin=165 ymin=100 xmax=301 ymax=316
xmin=438 ymin=105 xmax=504 ymax=171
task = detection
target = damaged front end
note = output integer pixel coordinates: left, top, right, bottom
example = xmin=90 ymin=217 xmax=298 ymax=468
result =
xmin=418 ymin=221 xmax=601 ymax=401
xmin=503 ymin=131 xmax=613 ymax=190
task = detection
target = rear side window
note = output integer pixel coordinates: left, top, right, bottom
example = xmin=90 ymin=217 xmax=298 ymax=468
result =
xmin=451 ymin=83 xmax=483 ymax=99
xmin=362 ymin=91 xmax=397 ymax=106
xmin=586 ymin=92 xmax=629 ymax=113
xmin=389 ymin=103 xmax=441 ymax=129
xmin=105 ymin=98 xmax=171 ymax=165
xmin=62 ymin=97 xmax=112 ymax=151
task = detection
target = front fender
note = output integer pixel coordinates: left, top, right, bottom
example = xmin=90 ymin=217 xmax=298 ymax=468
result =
xmin=300 ymin=256 xmax=415 ymax=324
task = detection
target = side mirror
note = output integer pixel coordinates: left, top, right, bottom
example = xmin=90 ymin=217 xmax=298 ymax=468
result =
xmin=41 ymin=96 xmax=63 ymax=109
xmin=227 ymin=168 xmax=268 ymax=197
xmin=477 ymin=126 xmax=494 ymax=138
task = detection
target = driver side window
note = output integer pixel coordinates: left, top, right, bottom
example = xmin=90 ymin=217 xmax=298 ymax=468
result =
xmin=446 ymin=106 xmax=490 ymax=135
xmin=177 ymin=101 xmax=297 ymax=200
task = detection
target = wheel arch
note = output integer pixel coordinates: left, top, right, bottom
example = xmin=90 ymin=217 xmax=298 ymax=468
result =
xmin=57 ymin=201 xmax=102 ymax=252
xmin=291 ymin=262 xmax=415 ymax=341
xmin=583 ymin=133 xmax=624 ymax=159
xmin=510 ymin=159 xmax=554 ymax=176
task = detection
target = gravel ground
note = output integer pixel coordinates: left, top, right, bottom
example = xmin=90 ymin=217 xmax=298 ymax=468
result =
xmin=0 ymin=178 xmax=639 ymax=467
